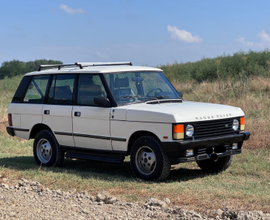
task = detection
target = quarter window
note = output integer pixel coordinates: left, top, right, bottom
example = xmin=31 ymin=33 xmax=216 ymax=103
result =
xmin=23 ymin=75 xmax=50 ymax=104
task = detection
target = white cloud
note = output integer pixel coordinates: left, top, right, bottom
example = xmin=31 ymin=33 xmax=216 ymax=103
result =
xmin=236 ymin=30 xmax=270 ymax=48
xmin=235 ymin=36 xmax=254 ymax=46
xmin=167 ymin=26 xmax=203 ymax=43
xmin=60 ymin=4 xmax=85 ymax=14
xmin=96 ymin=52 xmax=110 ymax=58
xmin=258 ymin=29 xmax=270 ymax=42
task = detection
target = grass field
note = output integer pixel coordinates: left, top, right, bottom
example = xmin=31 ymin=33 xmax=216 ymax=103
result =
xmin=0 ymin=74 xmax=269 ymax=214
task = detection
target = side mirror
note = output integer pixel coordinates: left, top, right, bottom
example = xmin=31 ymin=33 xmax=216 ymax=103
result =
xmin=178 ymin=91 xmax=183 ymax=99
xmin=94 ymin=97 xmax=111 ymax=107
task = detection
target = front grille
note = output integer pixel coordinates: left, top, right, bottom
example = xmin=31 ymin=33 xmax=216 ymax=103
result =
xmin=191 ymin=118 xmax=238 ymax=139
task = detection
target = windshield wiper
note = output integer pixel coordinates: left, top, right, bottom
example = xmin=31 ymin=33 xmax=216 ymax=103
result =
xmin=118 ymin=95 xmax=143 ymax=100
xmin=147 ymin=95 xmax=169 ymax=100
xmin=155 ymin=95 xmax=168 ymax=99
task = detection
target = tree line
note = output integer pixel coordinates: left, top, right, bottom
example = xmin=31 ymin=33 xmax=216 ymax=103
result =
xmin=0 ymin=59 xmax=62 ymax=80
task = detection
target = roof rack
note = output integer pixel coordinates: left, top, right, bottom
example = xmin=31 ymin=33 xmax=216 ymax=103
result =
xmin=38 ymin=62 xmax=132 ymax=71
xmin=91 ymin=62 xmax=132 ymax=67
xmin=38 ymin=63 xmax=82 ymax=71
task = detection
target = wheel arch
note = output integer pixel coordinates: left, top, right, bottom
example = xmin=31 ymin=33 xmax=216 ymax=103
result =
xmin=29 ymin=123 xmax=53 ymax=139
xmin=127 ymin=130 xmax=160 ymax=155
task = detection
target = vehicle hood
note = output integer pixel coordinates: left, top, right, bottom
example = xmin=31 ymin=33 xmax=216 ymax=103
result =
xmin=118 ymin=101 xmax=245 ymax=123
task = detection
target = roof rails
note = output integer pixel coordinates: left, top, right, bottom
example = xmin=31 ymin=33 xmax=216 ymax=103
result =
xmin=38 ymin=63 xmax=83 ymax=71
xmin=84 ymin=62 xmax=132 ymax=67
xmin=38 ymin=62 xmax=132 ymax=71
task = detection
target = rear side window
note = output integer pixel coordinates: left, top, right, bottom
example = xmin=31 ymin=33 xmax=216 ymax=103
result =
xmin=48 ymin=74 xmax=76 ymax=105
xmin=12 ymin=76 xmax=32 ymax=103
xmin=23 ymin=75 xmax=50 ymax=104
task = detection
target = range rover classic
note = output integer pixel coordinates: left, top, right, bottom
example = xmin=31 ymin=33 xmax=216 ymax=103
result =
xmin=6 ymin=62 xmax=250 ymax=181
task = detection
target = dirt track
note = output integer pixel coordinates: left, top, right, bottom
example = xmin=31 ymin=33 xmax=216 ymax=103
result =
xmin=0 ymin=177 xmax=269 ymax=220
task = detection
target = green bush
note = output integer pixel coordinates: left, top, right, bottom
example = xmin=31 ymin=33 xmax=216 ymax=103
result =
xmin=160 ymin=49 xmax=270 ymax=83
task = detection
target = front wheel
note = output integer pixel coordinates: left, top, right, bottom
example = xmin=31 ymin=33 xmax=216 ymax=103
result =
xmin=196 ymin=155 xmax=233 ymax=173
xmin=130 ymin=136 xmax=171 ymax=181
xmin=33 ymin=130 xmax=64 ymax=167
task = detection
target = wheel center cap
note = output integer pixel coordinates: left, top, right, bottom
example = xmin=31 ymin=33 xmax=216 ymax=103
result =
xmin=144 ymin=158 xmax=148 ymax=163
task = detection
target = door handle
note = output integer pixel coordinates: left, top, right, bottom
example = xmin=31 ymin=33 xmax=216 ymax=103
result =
xmin=74 ymin=112 xmax=81 ymax=117
xmin=44 ymin=110 xmax=50 ymax=115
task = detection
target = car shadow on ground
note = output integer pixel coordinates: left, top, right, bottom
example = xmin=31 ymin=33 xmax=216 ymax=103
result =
xmin=0 ymin=156 xmax=210 ymax=183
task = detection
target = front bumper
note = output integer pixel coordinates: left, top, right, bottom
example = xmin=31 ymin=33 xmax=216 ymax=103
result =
xmin=162 ymin=132 xmax=250 ymax=164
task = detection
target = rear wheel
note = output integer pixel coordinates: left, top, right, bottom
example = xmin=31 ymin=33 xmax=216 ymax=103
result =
xmin=130 ymin=136 xmax=171 ymax=181
xmin=33 ymin=130 xmax=64 ymax=167
xmin=196 ymin=155 xmax=233 ymax=173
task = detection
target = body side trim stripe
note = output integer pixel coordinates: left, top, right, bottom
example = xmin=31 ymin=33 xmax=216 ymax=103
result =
xmin=111 ymin=137 xmax=126 ymax=142
xmin=55 ymin=131 xmax=126 ymax=142
xmin=73 ymin=133 xmax=110 ymax=140
xmin=111 ymin=119 xmax=171 ymax=124
xmin=54 ymin=131 xmax=73 ymax=136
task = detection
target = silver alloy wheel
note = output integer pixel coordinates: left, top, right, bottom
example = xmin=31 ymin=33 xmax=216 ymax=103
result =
xmin=36 ymin=138 xmax=52 ymax=164
xmin=135 ymin=146 xmax=156 ymax=175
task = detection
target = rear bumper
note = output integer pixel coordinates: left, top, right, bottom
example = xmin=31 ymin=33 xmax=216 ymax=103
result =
xmin=162 ymin=132 xmax=250 ymax=164
xmin=6 ymin=126 xmax=15 ymax=136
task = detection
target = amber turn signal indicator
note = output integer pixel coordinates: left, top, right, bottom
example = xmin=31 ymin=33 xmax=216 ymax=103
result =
xmin=240 ymin=117 xmax=245 ymax=130
xmin=173 ymin=124 xmax=184 ymax=139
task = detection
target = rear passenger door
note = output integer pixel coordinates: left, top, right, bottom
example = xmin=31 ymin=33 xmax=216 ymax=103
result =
xmin=42 ymin=74 xmax=76 ymax=147
xmin=72 ymin=74 xmax=112 ymax=150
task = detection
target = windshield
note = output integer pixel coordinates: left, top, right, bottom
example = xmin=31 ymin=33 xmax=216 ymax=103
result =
xmin=104 ymin=71 xmax=180 ymax=106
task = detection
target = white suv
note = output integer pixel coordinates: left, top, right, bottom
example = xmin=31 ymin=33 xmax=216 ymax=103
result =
xmin=6 ymin=62 xmax=250 ymax=181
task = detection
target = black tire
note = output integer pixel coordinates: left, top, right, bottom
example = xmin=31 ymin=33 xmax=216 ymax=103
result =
xmin=130 ymin=135 xmax=171 ymax=181
xmin=196 ymin=155 xmax=233 ymax=173
xmin=33 ymin=130 xmax=64 ymax=167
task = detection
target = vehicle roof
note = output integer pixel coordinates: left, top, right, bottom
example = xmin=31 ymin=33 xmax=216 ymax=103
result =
xmin=24 ymin=62 xmax=162 ymax=76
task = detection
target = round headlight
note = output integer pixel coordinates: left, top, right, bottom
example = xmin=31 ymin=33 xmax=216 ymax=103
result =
xmin=232 ymin=119 xmax=239 ymax=131
xmin=186 ymin=124 xmax=194 ymax=137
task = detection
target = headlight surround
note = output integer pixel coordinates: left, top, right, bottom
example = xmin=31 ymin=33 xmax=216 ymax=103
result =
xmin=186 ymin=124 xmax=194 ymax=137
xmin=232 ymin=119 xmax=239 ymax=131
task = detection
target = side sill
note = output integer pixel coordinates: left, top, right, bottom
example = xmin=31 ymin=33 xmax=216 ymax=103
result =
xmin=60 ymin=145 xmax=126 ymax=163
xmin=59 ymin=145 xmax=126 ymax=155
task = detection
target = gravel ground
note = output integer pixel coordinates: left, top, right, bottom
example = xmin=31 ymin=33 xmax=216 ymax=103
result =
xmin=0 ymin=178 xmax=269 ymax=220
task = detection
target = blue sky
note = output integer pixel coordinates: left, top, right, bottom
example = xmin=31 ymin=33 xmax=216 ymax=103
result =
xmin=1 ymin=0 xmax=270 ymax=66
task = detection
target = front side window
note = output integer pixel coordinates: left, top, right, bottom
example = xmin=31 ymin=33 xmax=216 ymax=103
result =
xmin=105 ymin=71 xmax=180 ymax=105
xmin=48 ymin=74 xmax=76 ymax=105
xmin=23 ymin=75 xmax=50 ymax=104
xmin=77 ymin=74 xmax=107 ymax=106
